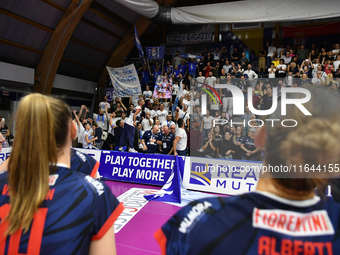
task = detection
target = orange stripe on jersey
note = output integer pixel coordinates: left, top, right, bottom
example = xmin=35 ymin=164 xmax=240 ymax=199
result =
xmin=154 ymin=228 xmax=167 ymax=255
xmin=90 ymin=162 xmax=100 ymax=178
xmin=92 ymin=202 xmax=124 ymax=241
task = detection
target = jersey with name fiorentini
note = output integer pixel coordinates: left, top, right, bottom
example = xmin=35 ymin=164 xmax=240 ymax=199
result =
xmin=155 ymin=192 xmax=340 ymax=255
xmin=0 ymin=167 xmax=124 ymax=255
xmin=125 ymin=105 xmax=141 ymax=126
xmin=70 ymin=148 xmax=100 ymax=178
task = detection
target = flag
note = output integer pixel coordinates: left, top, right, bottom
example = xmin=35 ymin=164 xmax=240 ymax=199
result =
xmin=134 ymin=26 xmax=144 ymax=59
xmin=172 ymin=81 xmax=184 ymax=112
xmin=144 ymin=156 xmax=182 ymax=203
xmin=146 ymin=46 xmax=165 ymax=59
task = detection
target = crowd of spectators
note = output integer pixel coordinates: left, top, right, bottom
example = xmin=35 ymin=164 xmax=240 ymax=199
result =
xmin=75 ymin=40 xmax=340 ymax=161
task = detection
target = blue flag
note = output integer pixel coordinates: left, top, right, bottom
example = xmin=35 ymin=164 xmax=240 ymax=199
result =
xmin=134 ymin=26 xmax=144 ymax=59
xmin=146 ymin=46 xmax=165 ymax=60
xmin=172 ymin=81 xmax=184 ymax=112
xmin=144 ymin=156 xmax=182 ymax=203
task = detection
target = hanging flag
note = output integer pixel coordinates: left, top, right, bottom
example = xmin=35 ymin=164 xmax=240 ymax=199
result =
xmin=172 ymin=81 xmax=184 ymax=112
xmin=146 ymin=46 xmax=165 ymax=60
xmin=134 ymin=26 xmax=144 ymax=59
xmin=144 ymin=156 xmax=182 ymax=203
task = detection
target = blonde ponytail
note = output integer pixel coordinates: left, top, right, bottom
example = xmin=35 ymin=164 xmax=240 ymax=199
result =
xmin=6 ymin=94 xmax=71 ymax=235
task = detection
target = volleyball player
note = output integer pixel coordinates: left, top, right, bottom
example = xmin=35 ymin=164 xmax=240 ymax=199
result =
xmin=0 ymin=94 xmax=123 ymax=254
xmin=155 ymin=86 xmax=340 ymax=254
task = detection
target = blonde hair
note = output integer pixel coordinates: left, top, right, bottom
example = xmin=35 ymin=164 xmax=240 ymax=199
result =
xmin=7 ymin=94 xmax=72 ymax=235
xmin=207 ymin=131 xmax=216 ymax=141
xmin=265 ymin=86 xmax=340 ymax=193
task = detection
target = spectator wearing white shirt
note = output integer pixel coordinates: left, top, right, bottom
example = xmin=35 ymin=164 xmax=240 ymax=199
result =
xmin=267 ymin=40 xmax=276 ymax=68
xmin=93 ymin=108 xmax=109 ymax=133
xmin=173 ymin=118 xmax=188 ymax=156
xmin=223 ymin=60 xmax=232 ymax=74
xmin=276 ymin=59 xmax=287 ymax=78
xmin=201 ymin=110 xmax=214 ymax=146
xmin=163 ymin=100 xmax=171 ymax=113
xmin=143 ymin=86 xmax=152 ymax=103
xmin=332 ymin=43 xmax=340 ymax=60
xmin=268 ymin=63 xmax=276 ymax=79
xmin=196 ymin=71 xmax=205 ymax=87
xmin=282 ymin=51 xmax=292 ymax=64
xmin=312 ymin=71 xmax=326 ymax=86
xmin=172 ymin=82 xmax=179 ymax=102
xmin=72 ymin=110 xmax=85 ymax=148
xmin=205 ymin=71 xmax=216 ymax=87
xmin=155 ymin=103 xmax=168 ymax=124
xmin=181 ymin=93 xmax=191 ymax=113
xmin=161 ymin=114 xmax=175 ymax=129
xmin=334 ymin=54 xmax=340 ymax=71
xmin=243 ymin=64 xmax=258 ymax=88
xmin=142 ymin=112 xmax=154 ymax=132
xmin=176 ymin=105 xmax=190 ymax=130
xmin=99 ymin=96 xmax=110 ymax=112
xmin=284 ymin=71 xmax=294 ymax=87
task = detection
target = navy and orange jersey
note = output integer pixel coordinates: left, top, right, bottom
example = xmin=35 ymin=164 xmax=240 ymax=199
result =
xmin=70 ymin=148 xmax=99 ymax=178
xmin=155 ymin=192 xmax=340 ymax=255
xmin=0 ymin=167 xmax=124 ymax=255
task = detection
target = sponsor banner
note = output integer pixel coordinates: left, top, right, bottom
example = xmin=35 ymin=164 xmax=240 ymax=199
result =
xmin=0 ymin=147 xmax=11 ymax=165
xmin=153 ymin=76 xmax=172 ymax=99
xmin=99 ymin=151 xmax=176 ymax=186
xmin=145 ymin=46 xmax=165 ymax=60
xmin=107 ymin=64 xmax=142 ymax=98
xmin=167 ymin=32 xmax=213 ymax=46
xmin=182 ymin=157 xmax=261 ymax=196
xmin=114 ymin=188 xmax=159 ymax=233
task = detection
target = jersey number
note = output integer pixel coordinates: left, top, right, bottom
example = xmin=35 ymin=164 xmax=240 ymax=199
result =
xmin=0 ymin=204 xmax=48 ymax=255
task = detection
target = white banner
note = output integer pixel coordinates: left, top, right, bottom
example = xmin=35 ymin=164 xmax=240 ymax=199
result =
xmin=182 ymin=157 xmax=261 ymax=196
xmin=107 ymin=64 xmax=142 ymax=98
xmin=167 ymin=32 xmax=213 ymax=46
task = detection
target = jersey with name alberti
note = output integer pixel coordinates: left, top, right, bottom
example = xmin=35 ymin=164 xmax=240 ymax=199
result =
xmin=155 ymin=192 xmax=340 ymax=255
xmin=0 ymin=167 xmax=124 ymax=255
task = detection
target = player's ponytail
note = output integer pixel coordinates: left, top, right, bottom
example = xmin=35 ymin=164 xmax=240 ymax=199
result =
xmin=264 ymin=86 xmax=340 ymax=194
xmin=7 ymin=94 xmax=72 ymax=235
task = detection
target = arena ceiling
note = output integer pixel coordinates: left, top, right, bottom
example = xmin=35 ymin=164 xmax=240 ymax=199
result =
xmin=0 ymin=0 xmax=338 ymax=96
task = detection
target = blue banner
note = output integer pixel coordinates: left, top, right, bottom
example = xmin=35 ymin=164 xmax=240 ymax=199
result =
xmin=134 ymin=26 xmax=144 ymax=59
xmin=146 ymin=46 xmax=165 ymax=60
xmin=99 ymin=151 xmax=177 ymax=186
